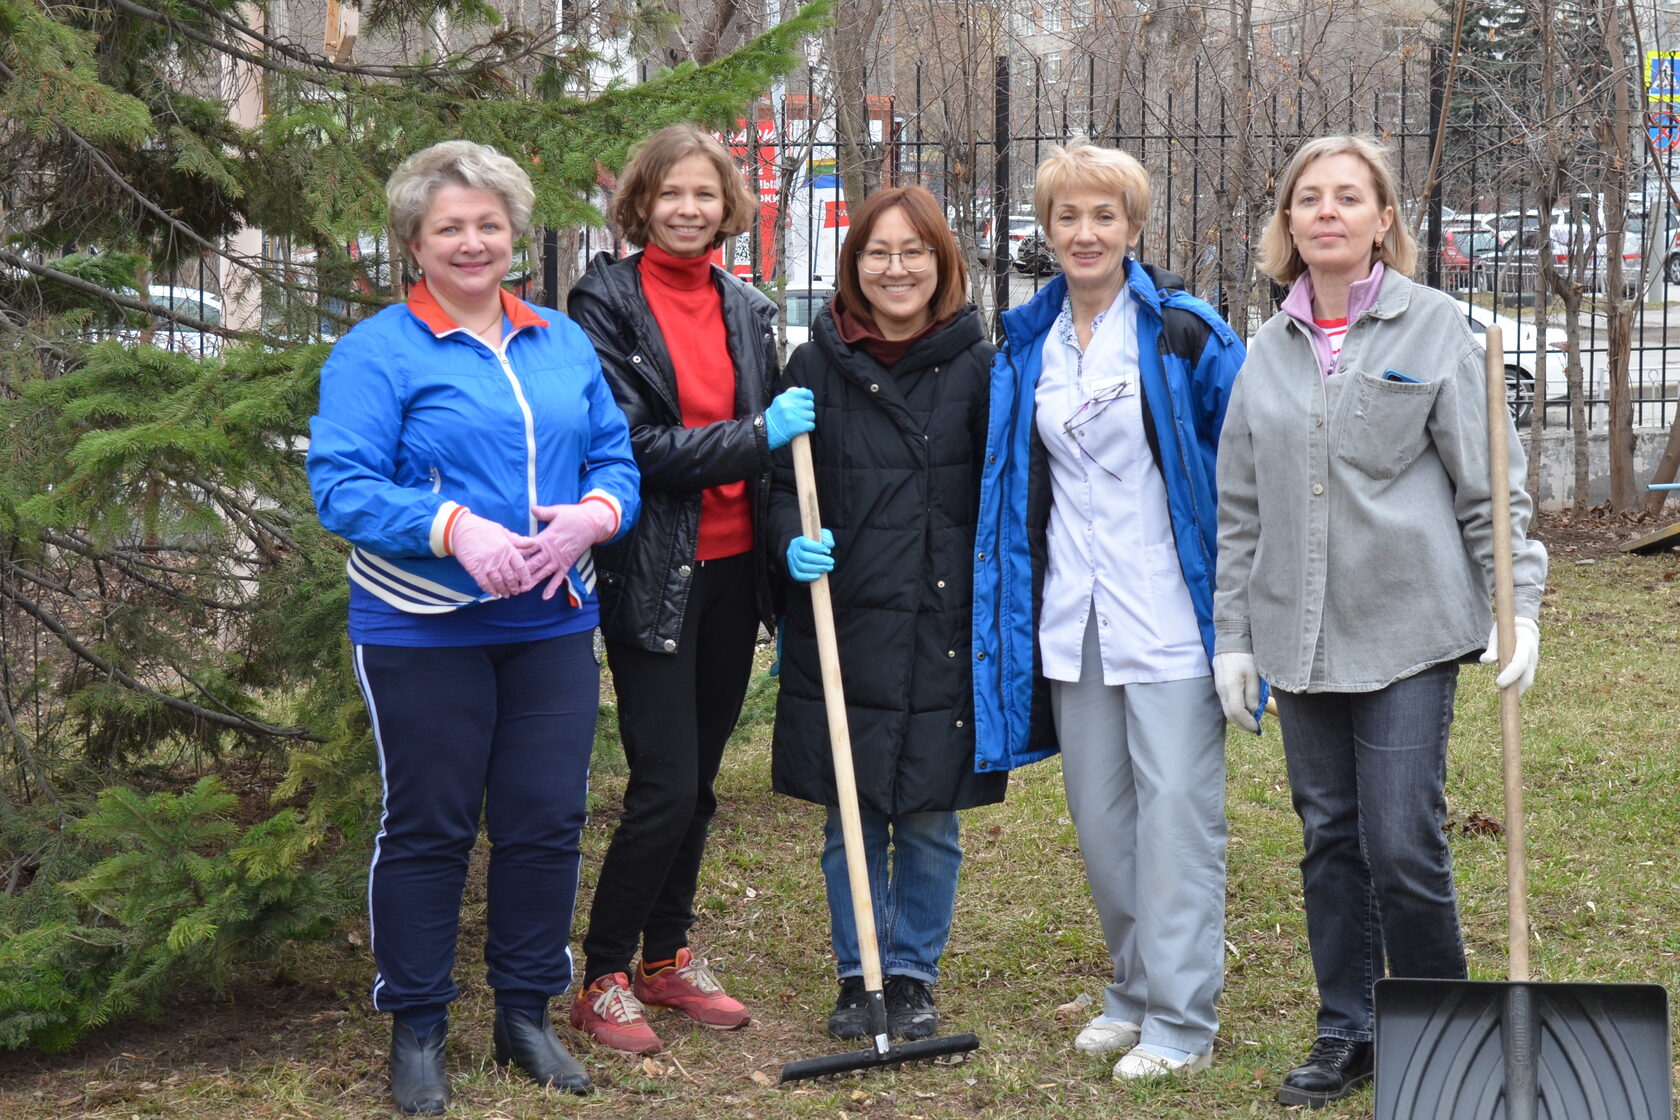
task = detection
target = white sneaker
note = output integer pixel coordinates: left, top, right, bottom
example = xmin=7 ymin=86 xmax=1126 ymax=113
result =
xmin=1113 ymin=1047 xmax=1213 ymax=1080
xmin=1074 ymin=1016 xmax=1142 ymax=1055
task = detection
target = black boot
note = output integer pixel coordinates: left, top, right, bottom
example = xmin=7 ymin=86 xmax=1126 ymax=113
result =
xmin=493 ymin=1006 xmax=592 ymax=1095
xmin=1276 ymin=1036 xmax=1373 ymax=1109
xmin=390 ymin=1021 xmax=450 ymax=1115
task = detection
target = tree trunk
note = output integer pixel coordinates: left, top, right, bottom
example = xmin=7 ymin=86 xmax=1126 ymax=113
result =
xmin=1600 ymin=0 xmax=1637 ymax=511
xmin=828 ymin=0 xmax=887 ymax=213
xmin=1219 ymin=0 xmax=1255 ymax=333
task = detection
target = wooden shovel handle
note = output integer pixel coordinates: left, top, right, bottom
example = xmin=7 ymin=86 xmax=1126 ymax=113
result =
xmin=789 ymin=433 xmax=885 ymax=996
xmin=1484 ymin=324 xmax=1530 ymax=982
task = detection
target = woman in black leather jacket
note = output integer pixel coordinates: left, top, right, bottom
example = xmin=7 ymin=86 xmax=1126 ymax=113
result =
xmin=563 ymin=125 xmax=814 ymax=1054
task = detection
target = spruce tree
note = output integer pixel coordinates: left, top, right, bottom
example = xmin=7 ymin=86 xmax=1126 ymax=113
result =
xmin=0 ymin=0 xmax=829 ymax=1050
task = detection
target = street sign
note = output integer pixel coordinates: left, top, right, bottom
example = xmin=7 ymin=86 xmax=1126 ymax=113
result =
xmin=1651 ymin=110 xmax=1680 ymax=152
xmin=1648 ymin=51 xmax=1680 ymax=103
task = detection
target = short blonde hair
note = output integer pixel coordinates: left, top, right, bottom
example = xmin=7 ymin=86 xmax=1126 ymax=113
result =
xmin=1033 ymin=139 xmax=1152 ymax=233
xmin=609 ymin=125 xmax=757 ymax=250
xmin=1257 ymin=134 xmax=1418 ymax=284
xmin=387 ymin=141 xmax=535 ymax=268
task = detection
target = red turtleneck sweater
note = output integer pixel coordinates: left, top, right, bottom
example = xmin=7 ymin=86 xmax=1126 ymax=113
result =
xmin=639 ymin=244 xmax=752 ymax=560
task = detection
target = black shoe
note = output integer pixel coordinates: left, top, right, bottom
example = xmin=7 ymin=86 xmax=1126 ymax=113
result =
xmin=827 ymin=976 xmax=871 ymax=1041
xmin=1276 ymin=1036 xmax=1374 ymax=1109
xmin=493 ymin=1006 xmax=593 ymax=1095
xmin=390 ymin=1021 xmax=450 ymax=1115
xmin=884 ymin=975 xmax=938 ymax=1042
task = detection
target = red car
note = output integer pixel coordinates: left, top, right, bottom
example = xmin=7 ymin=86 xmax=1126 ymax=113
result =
xmin=1440 ymin=225 xmax=1501 ymax=285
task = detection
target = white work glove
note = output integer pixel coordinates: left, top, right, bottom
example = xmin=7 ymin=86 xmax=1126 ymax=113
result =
xmin=1212 ymin=651 xmax=1260 ymax=733
xmin=1479 ymin=616 xmax=1540 ymax=695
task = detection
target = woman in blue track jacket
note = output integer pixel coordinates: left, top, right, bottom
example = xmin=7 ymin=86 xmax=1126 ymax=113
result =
xmin=307 ymin=141 xmax=639 ymax=1113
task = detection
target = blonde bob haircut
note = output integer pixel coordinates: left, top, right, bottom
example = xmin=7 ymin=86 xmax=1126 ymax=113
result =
xmin=387 ymin=140 xmax=535 ymax=269
xmin=1032 ymin=139 xmax=1151 ymax=234
xmin=609 ymin=125 xmax=757 ymax=250
xmin=1256 ymin=134 xmax=1418 ymax=284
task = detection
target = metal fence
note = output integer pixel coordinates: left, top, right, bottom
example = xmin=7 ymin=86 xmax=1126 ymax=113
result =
xmin=128 ymin=51 xmax=1680 ymax=432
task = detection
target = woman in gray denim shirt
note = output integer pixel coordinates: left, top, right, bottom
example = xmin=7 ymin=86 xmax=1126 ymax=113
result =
xmin=1211 ymin=135 xmax=1548 ymax=1110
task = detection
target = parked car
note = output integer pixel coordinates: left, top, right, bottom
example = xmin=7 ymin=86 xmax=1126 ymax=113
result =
xmin=1012 ymin=232 xmax=1059 ymax=276
xmin=980 ymin=215 xmax=1039 ymax=265
xmin=780 ymin=285 xmax=832 ymax=350
xmin=1439 ymin=225 xmax=1501 ymax=288
xmin=1449 ymin=298 xmax=1567 ymax=426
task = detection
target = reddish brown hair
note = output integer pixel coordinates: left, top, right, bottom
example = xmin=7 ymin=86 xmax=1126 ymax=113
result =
xmin=609 ymin=124 xmax=756 ymax=250
xmin=834 ymin=186 xmax=969 ymax=328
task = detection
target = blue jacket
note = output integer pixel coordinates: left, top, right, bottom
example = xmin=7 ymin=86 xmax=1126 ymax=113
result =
xmin=972 ymin=262 xmax=1246 ymax=772
xmin=308 ymin=283 xmax=641 ymax=616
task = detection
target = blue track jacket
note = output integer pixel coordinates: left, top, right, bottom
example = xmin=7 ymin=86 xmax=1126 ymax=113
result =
xmin=973 ymin=263 xmax=1247 ymax=772
xmin=308 ymin=282 xmax=640 ymax=617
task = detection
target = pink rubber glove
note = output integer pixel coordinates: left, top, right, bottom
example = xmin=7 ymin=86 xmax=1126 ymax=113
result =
xmin=522 ymin=500 xmax=618 ymax=600
xmin=448 ymin=509 xmax=532 ymax=599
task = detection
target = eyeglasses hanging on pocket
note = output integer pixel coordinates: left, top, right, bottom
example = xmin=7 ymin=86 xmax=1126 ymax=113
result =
xmin=1062 ymin=375 xmax=1133 ymax=440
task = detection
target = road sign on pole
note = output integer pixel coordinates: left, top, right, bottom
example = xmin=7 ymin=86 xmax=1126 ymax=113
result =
xmin=1650 ymin=110 xmax=1680 ymax=152
xmin=1648 ymin=51 xmax=1680 ymax=103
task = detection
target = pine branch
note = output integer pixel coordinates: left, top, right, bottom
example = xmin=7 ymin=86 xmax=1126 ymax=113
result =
xmin=0 ymin=575 xmax=316 ymax=742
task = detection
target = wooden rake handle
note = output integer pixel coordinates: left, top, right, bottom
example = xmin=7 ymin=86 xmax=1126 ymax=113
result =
xmin=1484 ymin=324 xmax=1531 ymax=982
xmin=789 ymin=433 xmax=886 ymax=997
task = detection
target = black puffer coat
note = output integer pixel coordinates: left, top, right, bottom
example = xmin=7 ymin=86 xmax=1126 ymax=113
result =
xmin=567 ymin=251 xmax=781 ymax=653
xmin=768 ymin=305 xmax=1007 ymax=813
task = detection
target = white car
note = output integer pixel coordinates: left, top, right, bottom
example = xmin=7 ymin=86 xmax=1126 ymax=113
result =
xmin=780 ymin=285 xmax=833 ymax=351
xmin=1448 ymin=298 xmax=1567 ymax=426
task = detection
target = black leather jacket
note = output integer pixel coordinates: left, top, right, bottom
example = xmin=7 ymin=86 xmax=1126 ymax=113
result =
xmin=567 ymin=250 xmax=781 ymax=653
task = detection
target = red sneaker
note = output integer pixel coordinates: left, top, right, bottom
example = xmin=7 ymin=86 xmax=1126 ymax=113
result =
xmin=569 ymin=973 xmax=662 ymax=1054
xmin=633 ymin=948 xmax=751 ymax=1029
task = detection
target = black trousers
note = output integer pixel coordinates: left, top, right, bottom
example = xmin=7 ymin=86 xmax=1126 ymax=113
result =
xmin=582 ymin=552 xmax=759 ymax=981
xmin=352 ymin=633 xmax=598 ymax=1012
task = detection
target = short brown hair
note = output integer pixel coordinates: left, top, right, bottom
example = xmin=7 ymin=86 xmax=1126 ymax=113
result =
xmin=609 ymin=125 xmax=757 ymax=250
xmin=1256 ymin=134 xmax=1418 ymax=284
xmin=834 ymin=186 xmax=969 ymax=328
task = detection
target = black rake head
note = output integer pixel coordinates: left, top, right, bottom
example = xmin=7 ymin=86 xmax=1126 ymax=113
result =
xmin=778 ymin=1032 xmax=981 ymax=1083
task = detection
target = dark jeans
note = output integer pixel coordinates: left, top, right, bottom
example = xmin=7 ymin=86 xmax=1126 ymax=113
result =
xmin=352 ymin=633 xmax=598 ymax=1013
xmin=1274 ymin=661 xmax=1468 ymax=1042
xmin=583 ymin=552 xmax=758 ymax=981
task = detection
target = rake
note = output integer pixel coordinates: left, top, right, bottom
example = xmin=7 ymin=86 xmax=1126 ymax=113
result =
xmin=777 ymin=432 xmax=981 ymax=1083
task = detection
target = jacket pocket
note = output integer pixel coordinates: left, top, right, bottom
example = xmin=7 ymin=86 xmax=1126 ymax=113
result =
xmin=1333 ymin=370 xmax=1439 ymax=480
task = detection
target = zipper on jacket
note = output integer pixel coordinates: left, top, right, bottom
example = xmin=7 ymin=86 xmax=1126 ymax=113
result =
xmin=491 ymin=348 xmax=541 ymax=534
xmin=429 ymin=465 xmax=442 ymax=494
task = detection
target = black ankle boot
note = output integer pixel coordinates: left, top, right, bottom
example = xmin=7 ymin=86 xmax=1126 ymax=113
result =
xmin=493 ymin=1006 xmax=592 ymax=1095
xmin=1276 ymin=1036 xmax=1373 ymax=1108
xmin=390 ymin=1020 xmax=450 ymax=1115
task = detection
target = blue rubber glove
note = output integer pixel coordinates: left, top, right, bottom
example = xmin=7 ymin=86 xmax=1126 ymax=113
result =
xmin=786 ymin=528 xmax=835 ymax=582
xmin=764 ymin=387 xmax=816 ymax=450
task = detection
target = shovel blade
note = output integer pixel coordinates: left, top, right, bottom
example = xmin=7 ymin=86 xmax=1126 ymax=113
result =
xmin=1374 ymin=978 xmax=1670 ymax=1120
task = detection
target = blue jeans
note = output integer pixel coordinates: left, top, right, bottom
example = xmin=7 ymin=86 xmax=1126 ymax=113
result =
xmin=821 ymin=808 xmax=961 ymax=984
xmin=1274 ymin=661 xmax=1468 ymax=1042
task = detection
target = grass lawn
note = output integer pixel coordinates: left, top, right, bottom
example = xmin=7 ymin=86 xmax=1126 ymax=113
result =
xmin=1 ymin=528 xmax=1677 ymax=1117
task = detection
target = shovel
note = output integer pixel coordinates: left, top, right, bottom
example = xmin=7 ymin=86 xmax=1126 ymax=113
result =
xmin=1372 ymin=324 xmax=1672 ymax=1119
xmin=777 ymin=432 xmax=981 ymax=1082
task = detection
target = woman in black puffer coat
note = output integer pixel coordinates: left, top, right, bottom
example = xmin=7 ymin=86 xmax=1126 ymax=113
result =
xmin=768 ymin=185 xmax=1004 ymax=1046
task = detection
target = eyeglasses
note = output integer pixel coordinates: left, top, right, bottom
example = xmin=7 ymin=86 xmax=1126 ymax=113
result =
xmin=857 ymin=247 xmax=935 ymax=274
xmin=1061 ymin=377 xmax=1132 ymax=440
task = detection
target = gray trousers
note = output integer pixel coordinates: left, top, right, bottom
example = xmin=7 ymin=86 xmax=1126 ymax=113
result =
xmin=1049 ymin=616 xmax=1228 ymax=1053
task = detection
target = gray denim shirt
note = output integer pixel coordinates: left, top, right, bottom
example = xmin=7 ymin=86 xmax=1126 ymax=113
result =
xmin=1213 ymin=269 xmax=1548 ymax=693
